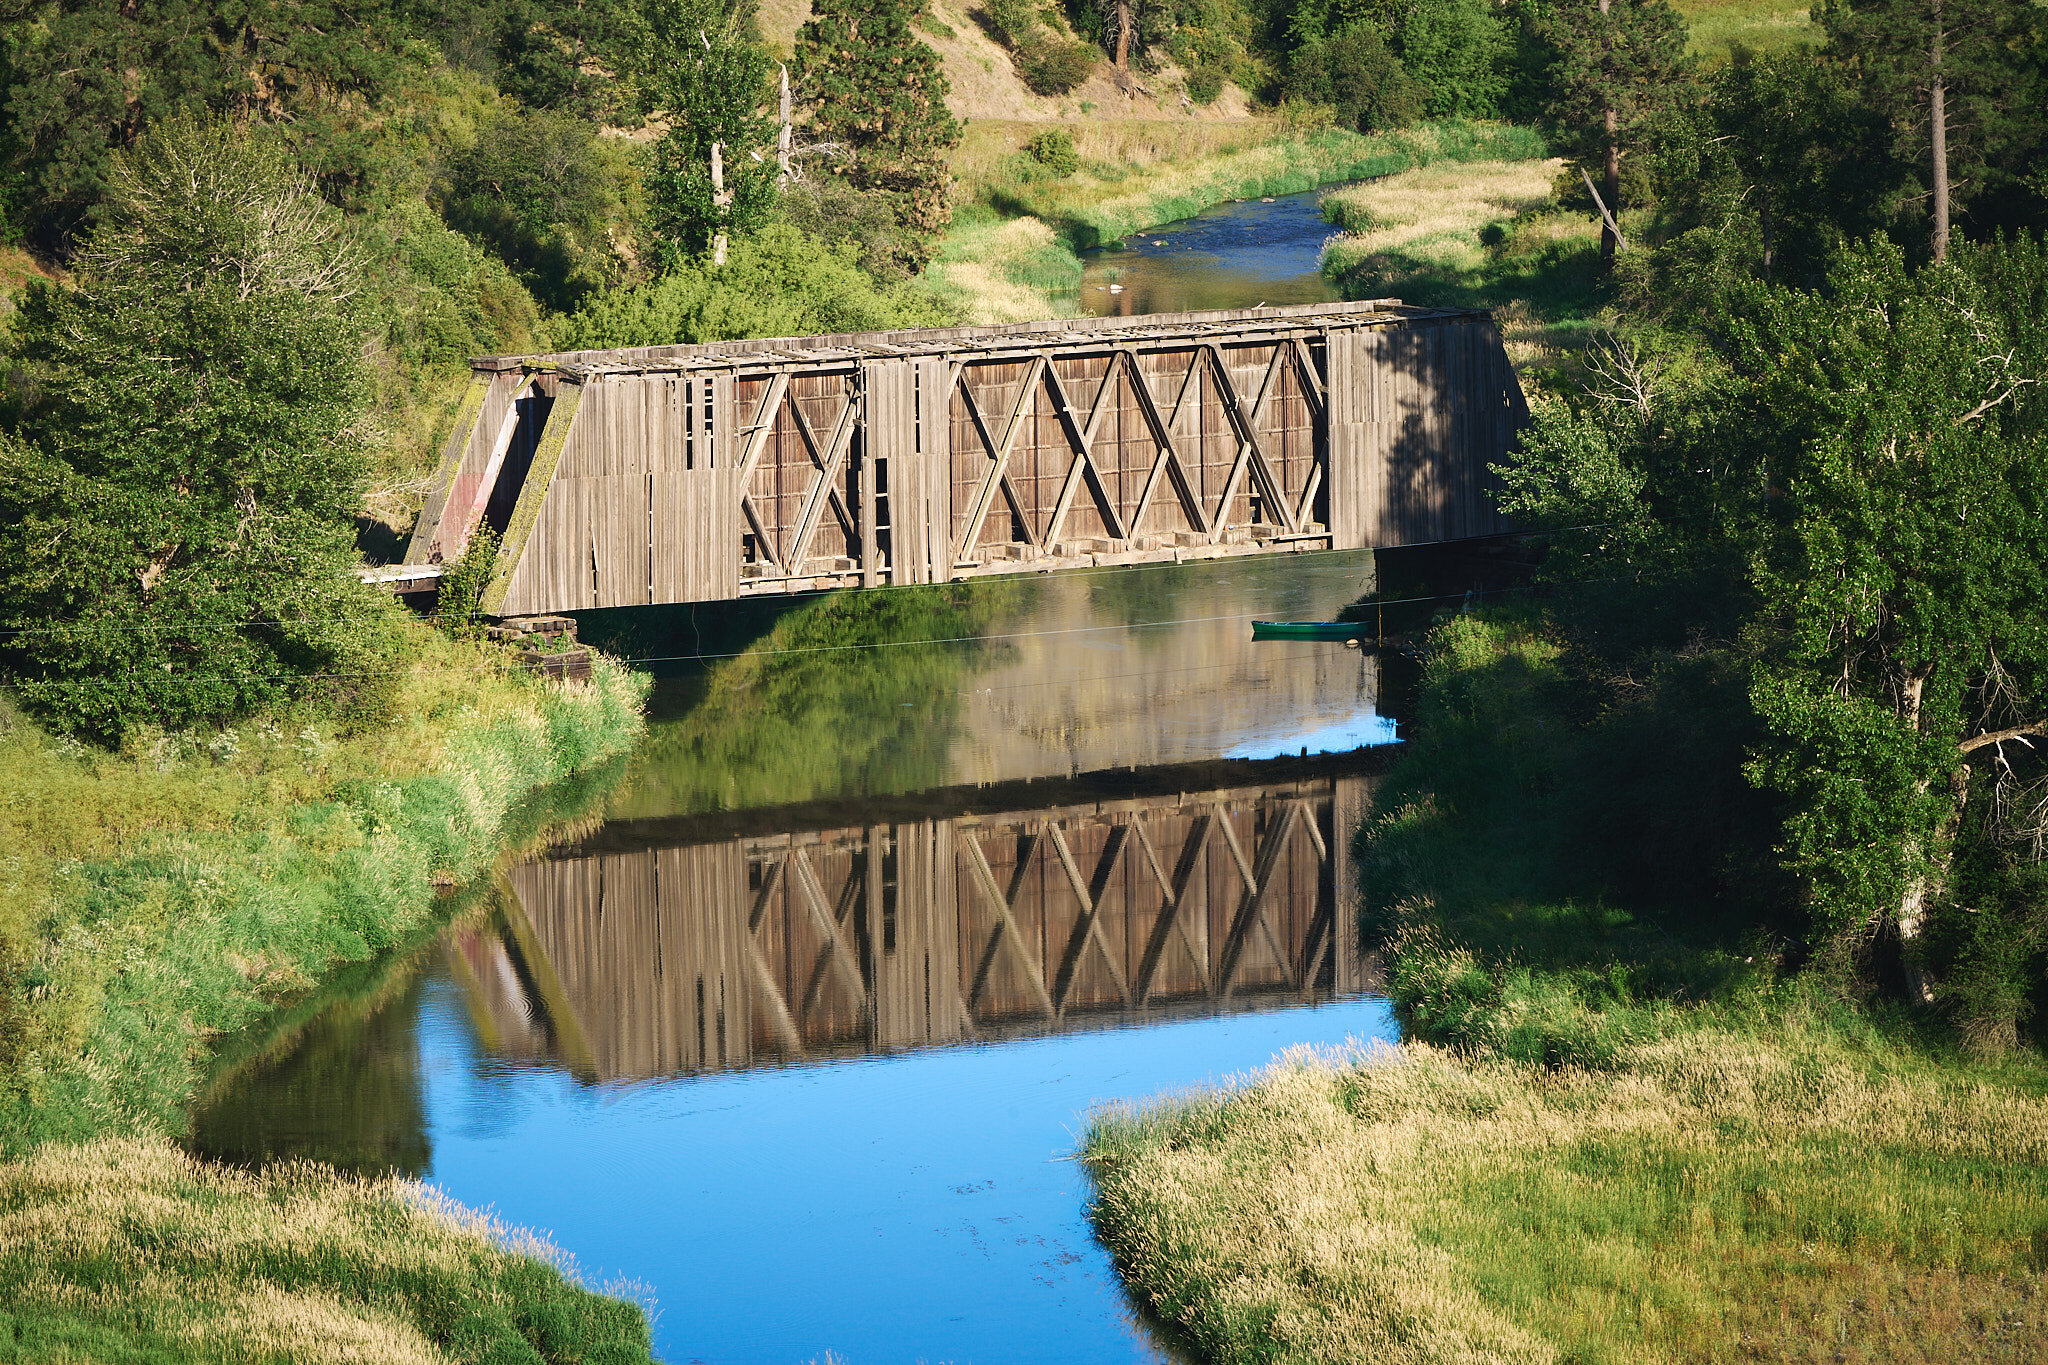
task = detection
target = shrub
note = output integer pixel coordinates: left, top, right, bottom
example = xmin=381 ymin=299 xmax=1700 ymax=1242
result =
xmin=555 ymin=222 xmax=954 ymax=349
xmin=1284 ymin=28 xmax=1425 ymax=133
xmin=776 ymin=175 xmax=920 ymax=282
xmin=1026 ymin=128 xmax=1081 ymax=177
xmin=1020 ymin=36 xmax=1098 ymax=93
xmin=435 ymin=106 xmax=634 ymax=313
xmin=1185 ymin=61 xmax=1227 ymax=104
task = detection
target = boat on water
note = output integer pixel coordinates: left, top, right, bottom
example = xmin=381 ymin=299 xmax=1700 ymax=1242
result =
xmin=1250 ymin=620 xmax=1364 ymax=641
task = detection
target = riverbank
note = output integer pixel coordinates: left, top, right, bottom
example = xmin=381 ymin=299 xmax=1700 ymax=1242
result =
xmin=0 ymin=616 xmax=655 ymax=1361
xmin=1319 ymin=159 xmax=1604 ymax=372
xmin=924 ymin=120 xmax=1549 ymax=324
xmin=0 ymin=1138 xmax=653 ymax=1363
xmin=1081 ymin=613 xmax=2048 ymax=1363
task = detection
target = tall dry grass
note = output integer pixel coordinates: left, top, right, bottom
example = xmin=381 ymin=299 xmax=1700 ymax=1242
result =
xmin=1083 ymin=611 xmax=2048 ymax=1363
xmin=1317 ymin=158 xmax=1604 ymax=369
xmin=1319 ymin=159 xmax=1562 ymax=277
xmin=0 ymin=1137 xmax=652 ymax=1362
xmin=1085 ymin=1020 xmax=2048 ymax=1364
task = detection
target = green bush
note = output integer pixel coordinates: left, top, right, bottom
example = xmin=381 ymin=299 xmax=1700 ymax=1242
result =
xmin=436 ymin=106 xmax=636 ymax=313
xmin=776 ymin=175 xmax=920 ymax=282
xmin=1020 ymin=36 xmax=1099 ymax=92
xmin=1026 ymin=128 xmax=1081 ymax=177
xmin=1283 ymin=29 xmax=1425 ymax=132
xmin=1185 ymin=61 xmax=1228 ymax=103
xmin=433 ymin=526 xmax=502 ymax=639
xmin=556 ymin=222 xmax=954 ymax=348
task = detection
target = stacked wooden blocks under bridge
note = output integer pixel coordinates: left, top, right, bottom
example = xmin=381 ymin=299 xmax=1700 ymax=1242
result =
xmin=394 ymin=299 xmax=1530 ymax=619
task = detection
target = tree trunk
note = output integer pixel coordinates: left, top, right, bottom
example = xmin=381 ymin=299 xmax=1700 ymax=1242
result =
xmin=1601 ymin=109 xmax=1620 ymax=269
xmin=1115 ymin=0 xmax=1131 ymax=71
xmin=1892 ymin=664 xmax=1956 ymax=1003
xmin=1598 ymin=0 xmax=1618 ymax=270
xmin=1930 ymin=21 xmax=1950 ymax=263
xmin=1759 ymin=183 xmax=1774 ymax=281
xmin=1896 ymin=764 xmax=1969 ymax=1004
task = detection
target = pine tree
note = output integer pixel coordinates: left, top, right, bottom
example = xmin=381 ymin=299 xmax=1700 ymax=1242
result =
xmin=1819 ymin=0 xmax=2039 ymax=261
xmin=0 ymin=117 xmax=388 ymax=737
xmin=794 ymin=0 xmax=961 ymax=275
xmin=1539 ymin=0 xmax=1689 ymax=268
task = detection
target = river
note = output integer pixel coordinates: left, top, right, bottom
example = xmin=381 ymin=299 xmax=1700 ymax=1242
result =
xmin=1078 ymin=185 xmax=1341 ymax=317
xmin=190 ymin=196 xmax=1417 ymax=1365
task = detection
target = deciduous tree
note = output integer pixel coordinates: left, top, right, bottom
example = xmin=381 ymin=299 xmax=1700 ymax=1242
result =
xmin=642 ymin=0 xmax=779 ymax=265
xmin=1733 ymin=238 xmax=2048 ymax=995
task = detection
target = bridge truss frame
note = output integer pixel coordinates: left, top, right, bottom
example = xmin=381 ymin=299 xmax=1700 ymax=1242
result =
xmin=399 ymin=300 xmax=1527 ymax=617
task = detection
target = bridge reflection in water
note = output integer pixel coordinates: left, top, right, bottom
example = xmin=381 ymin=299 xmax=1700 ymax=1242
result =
xmin=449 ymin=774 xmax=1373 ymax=1082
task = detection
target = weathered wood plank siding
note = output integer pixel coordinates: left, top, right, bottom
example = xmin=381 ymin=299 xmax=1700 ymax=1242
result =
xmin=422 ymin=300 xmax=1527 ymax=615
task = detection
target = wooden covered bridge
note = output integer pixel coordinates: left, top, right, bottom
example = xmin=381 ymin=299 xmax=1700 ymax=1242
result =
xmin=388 ymin=300 xmax=1528 ymax=616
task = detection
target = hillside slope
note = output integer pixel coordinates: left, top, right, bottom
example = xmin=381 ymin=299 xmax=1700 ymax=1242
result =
xmin=759 ymin=0 xmax=1253 ymax=121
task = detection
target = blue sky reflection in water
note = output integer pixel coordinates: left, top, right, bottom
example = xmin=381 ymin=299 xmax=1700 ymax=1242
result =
xmin=1080 ymin=185 xmax=1343 ymax=317
xmin=417 ymin=977 xmax=1396 ymax=1364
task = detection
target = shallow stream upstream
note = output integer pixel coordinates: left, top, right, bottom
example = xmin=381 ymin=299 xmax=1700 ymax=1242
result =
xmin=1078 ymin=185 xmax=1343 ymax=317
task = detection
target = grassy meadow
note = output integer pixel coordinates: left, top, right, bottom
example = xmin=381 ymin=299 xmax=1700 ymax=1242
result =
xmin=1317 ymin=159 xmax=1603 ymax=368
xmin=0 ymin=1138 xmax=652 ymax=1364
xmin=1081 ymin=614 xmax=2048 ymax=1364
xmin=1677 ymin=0 xmax=1819 ymax=59
xmin=1086 ymin=1020 xmax=2048 ymax=1365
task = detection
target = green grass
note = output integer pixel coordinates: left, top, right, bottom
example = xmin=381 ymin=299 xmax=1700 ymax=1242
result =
xmin=1080 ymin=612 xmax=2048 ymax=1364
xmin=0 ymin=620 xmax=647 ymax=1154
xmin=1676 ymin=0 xmax=1819 ymax=60
xmin=0 ymin=1137 xmax=653 ymax=1364
xmin=0 ymin=620 xmax=655 ymax=1362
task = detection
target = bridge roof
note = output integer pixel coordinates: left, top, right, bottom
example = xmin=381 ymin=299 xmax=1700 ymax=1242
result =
xmin=473 ymin=298 xmax=1497 ymax=380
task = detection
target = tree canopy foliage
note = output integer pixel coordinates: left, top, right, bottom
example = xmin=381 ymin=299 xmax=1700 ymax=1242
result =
xmin=794 ymin=0 xmax=961 ymax=275
xmin=1499 ymin=233 xmax=2048 ymax=1043
xmin=0 ymin=119 xmax=397 ymax=737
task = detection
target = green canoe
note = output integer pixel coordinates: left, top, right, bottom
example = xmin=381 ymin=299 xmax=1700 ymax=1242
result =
xmin=1251 ymin=620 xmax=1362 ymax=641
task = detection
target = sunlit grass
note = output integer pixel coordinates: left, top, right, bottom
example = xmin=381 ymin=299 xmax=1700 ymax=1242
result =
xmin=1085 ymin=1021 xmax=2048 ymax=1365
xmin=1321 ymin=158 xmax=1561 ymax=278
xmin=1677 ymin=0 xmax=1818 ymax=59
xmin=0 ymin=1137 xmax=653 ymax=1362
xmin=1319 ymin=159 xmax=1604 ymax=370
xmin=0 ymin=621 xmax=647 ymax=1152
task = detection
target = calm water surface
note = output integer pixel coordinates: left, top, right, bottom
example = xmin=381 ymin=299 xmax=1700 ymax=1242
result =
xmin=1079 ymin=185 xmax=1342 ymax=317
xmin=195 ymin=421 xmax=1408 ymax=1356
